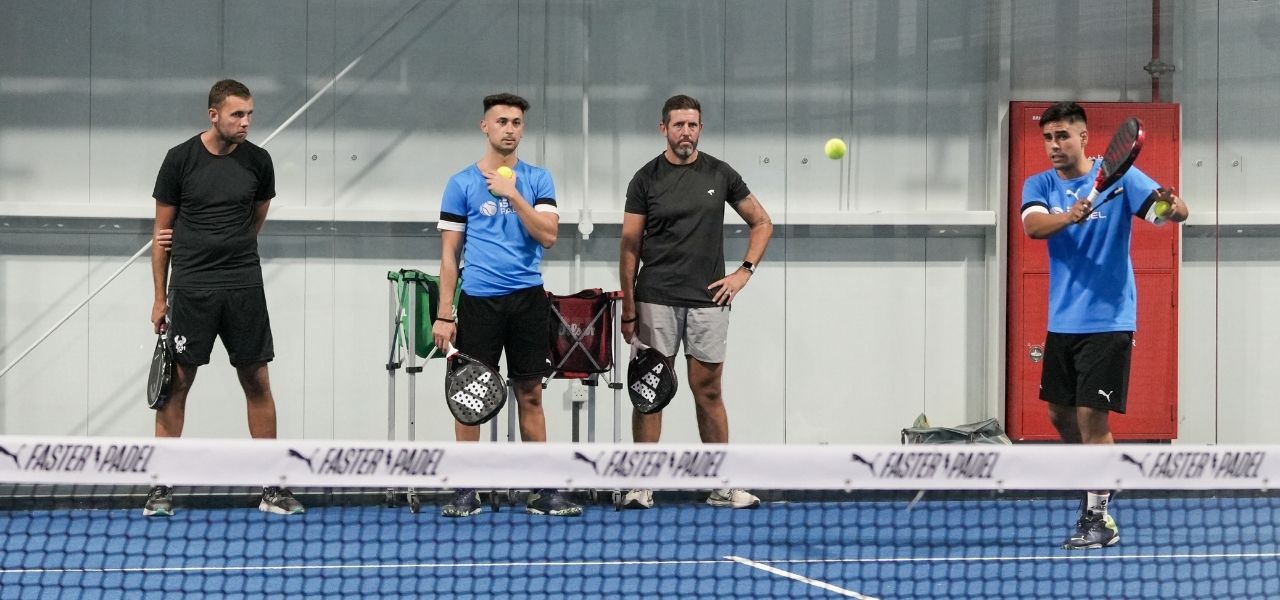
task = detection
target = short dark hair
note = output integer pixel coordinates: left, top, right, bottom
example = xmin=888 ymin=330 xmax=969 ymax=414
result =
xmin=483 ymin=93 xmax=530 ymax=114
xmin=1040 ymin=101 xmax=1087 ymax=127
xmin=661 ymin=94 xmax=701 ymax=124
xmin=208 ymin=79 xmax=252 ymax=109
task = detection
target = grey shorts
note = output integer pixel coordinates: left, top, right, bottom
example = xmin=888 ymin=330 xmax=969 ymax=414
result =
xmin=635 ymin=302 xmax=730 ymax=363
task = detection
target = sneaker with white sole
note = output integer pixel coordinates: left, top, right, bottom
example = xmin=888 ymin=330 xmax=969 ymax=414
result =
xmin=706 ymin=488 xmax=760 ymax=509
xmin=259 ymin=486 xmax=305 ymax=515
xmin=441 ymin=489 xmax=482 ymax=517
xmin=1062 ymin=512 xmax=1120 ymax=550
xmin=526 ymin=490 xmax=582 ymax=516
xmin=142 ymin=485 xmax=173 ymax=517
xmin=623 ymin=489 xmax=654 ymax=509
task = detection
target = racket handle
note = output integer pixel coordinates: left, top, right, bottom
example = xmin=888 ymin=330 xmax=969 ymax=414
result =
xmin=1084 ymin=186 xmax=1101 ymax=203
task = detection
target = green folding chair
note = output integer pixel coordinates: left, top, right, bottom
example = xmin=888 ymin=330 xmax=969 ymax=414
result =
xmin=385 ymin=269 xmax=459 ymax=512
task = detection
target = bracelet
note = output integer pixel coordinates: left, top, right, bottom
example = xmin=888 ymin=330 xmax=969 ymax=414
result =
xmin=435 ymin=317 xmax=455 ymax=323
xmin=621 ymin=316 xmax=638 ymax=324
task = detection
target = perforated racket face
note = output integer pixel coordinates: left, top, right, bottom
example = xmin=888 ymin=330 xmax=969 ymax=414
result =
xmin=1097 ymin=117 xmax=1145 ymax=190
xmin=445 ymin=354 xmax=507 ymax=425
xmin=627 ymin=348 xmax=677 ymax=414
xmin=147 ymin=335 xmax=173 ymax=410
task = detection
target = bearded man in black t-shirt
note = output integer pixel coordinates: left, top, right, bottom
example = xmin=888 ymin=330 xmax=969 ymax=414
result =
xmin=618 ymin=94 xmax=774 ymax=510
xmin=144 ymin=79 xmax=303 ymax=518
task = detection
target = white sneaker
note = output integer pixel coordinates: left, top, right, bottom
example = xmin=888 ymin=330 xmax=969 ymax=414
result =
xmin=707 ymin=488 xmax=760 ymax=509
xmin=623 ymin=489 xmax=654 ymax=509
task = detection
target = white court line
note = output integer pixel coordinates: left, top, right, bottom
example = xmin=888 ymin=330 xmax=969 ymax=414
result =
xmin=4 ymin=550 xmax=1276 ymax=577
xmin=755 ymin=551 xmax=1280 ymax=564
xmin=726 ymin=556 xmax=876 ymax=599
xmin=0 ymin=558 xmax=726 ymax=576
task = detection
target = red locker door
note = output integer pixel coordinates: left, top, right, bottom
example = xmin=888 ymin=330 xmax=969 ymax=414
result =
xmin=1006 ymin=102 xmax=1180 ymax=441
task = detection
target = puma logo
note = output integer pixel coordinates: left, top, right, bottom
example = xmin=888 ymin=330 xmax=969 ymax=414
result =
xmin=287 ymin=449 xmax=318 ymax=470
xmin=1121 ymin=453 xmax=1145 ymax=472
xmin=850 ymin=453 xmax=877 ymax=473
xmin=1098 ymin=389 xmax=1114 ymax=402
xmin=0 ymin=445 xmax=19 ymax=466
xmin=573 ymin=451 xmax=604 ymax=473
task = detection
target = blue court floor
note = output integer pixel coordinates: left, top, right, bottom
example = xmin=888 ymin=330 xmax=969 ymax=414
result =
xmin=2 ymin=494 xmax=1277 ymax=599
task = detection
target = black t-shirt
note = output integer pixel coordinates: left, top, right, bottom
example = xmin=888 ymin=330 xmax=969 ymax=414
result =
xmin=624 ymin=152 xmax=750 ymax=307
xmin=153 ymin=134 xmax=276 ymax=289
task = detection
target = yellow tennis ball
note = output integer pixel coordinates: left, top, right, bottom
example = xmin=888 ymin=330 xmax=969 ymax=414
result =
xmin=1154 ymin=200 xmax=1170 ymax=218
xmin=824 ymin=138 xmax=847 ymax=160
xmin=490 ymin=166 xmax=514 ymax=197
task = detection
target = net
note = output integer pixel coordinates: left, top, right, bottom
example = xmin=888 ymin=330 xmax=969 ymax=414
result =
xmin=2 ymin=436 xmax=1279 ymax=598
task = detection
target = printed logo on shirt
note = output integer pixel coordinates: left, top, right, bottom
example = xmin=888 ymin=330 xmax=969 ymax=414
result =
xmin=1050 ymin=206 xmax=1104 ymax=222
xmin=480 ymin=201 xmax=498 ymax=217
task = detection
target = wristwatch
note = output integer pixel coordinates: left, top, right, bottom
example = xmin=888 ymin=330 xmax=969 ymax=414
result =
xmin=740 ymin=261 xmax=756 ymax=274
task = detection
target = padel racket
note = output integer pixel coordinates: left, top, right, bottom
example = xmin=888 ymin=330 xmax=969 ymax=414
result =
xmin=444 ymin=345 xmax=507 ymax=426
xmin=1081 ymin=117 xmax=1145 ymax=219
xmin=627 ymin=341 xmax=677 ymax=414
xmin=146 ymin=332 xmax=174 ymax=410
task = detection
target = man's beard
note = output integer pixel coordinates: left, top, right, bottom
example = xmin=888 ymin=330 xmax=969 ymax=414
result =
xmin=671 ymin=140 xmax=696 ymax=158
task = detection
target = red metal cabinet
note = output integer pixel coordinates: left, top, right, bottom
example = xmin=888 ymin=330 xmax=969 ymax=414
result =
xmin=1006 ymin=102 xmax=1180 ymax=441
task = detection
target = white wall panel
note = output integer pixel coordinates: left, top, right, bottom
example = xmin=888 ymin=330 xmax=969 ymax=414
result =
xmin=1214 ymin=1 xmax=1280 ymax=212
xmin=0 ymin=235 xmax=92 ymax=434
xmin=0 ymin=0 xmax=91 ymax=207
xmin=84 ymin=233 xmax=158 ymax=437
xmin=784 ymin=236 xmax=927 ymax=444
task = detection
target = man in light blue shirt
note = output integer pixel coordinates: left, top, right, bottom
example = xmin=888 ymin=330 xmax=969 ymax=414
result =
xmin=432 ymin=93 xmax=579 ymax=517
xmin=1021 ymin=101 xmax=1188 ymax=550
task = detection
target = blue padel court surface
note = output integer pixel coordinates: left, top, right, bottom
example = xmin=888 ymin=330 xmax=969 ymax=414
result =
xmin=3 ymin=495 xmax=1277 ymax=598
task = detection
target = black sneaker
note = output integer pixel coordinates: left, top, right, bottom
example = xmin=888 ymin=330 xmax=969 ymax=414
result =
xmin=142 ymin=485 xmax=173 ymax=517
xmin=1062 ymin=513 xmax=1119 ymax=549
xmin=526 ymin=490 xmax=582 ymax=516
xmin=259 ymin=486 xmax=306 ymax=515
xmin=441 ymin=489 xmax=482 ymax=517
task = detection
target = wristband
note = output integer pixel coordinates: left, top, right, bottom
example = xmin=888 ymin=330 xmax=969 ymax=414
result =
xmin=435 ymin=317 xmax=455 ymax=323
xmin=621 ymin=316 xmax=638 ymax=324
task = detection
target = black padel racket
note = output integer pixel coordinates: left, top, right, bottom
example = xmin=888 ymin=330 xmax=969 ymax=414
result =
xmin=444 ymin=345 xmax=507 ymax=426
xmin=1082 ymin=117 xmax=1145 ymax=218
xmin=627 ymin=341 xmax=677 ymax=414
xmin=146 ymin=332 xmax=174 ymax=410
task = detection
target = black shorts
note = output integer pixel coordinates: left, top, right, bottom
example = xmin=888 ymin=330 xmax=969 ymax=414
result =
xmin=167 ymin=287 xmax=274 ymax=368
xmin=456 ymin=285 xmax=551 ymax=380
xmin=1039 ymin=331 xmax=1132 ymax=413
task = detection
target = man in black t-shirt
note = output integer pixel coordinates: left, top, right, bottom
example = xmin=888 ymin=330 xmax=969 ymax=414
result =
xmin=618 ymin=94 xmax=773 ymax=510
xmin=145 ymin=80 xmax=303 ymax=518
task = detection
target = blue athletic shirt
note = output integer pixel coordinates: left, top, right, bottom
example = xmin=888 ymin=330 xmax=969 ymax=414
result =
xmin=1020 ymin=161 xmax=1161 ymax=334
xmin=437 ymin=161 xmax=558 ymax=297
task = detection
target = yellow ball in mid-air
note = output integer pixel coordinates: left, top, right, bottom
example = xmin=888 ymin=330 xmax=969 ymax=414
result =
xmin=824 ymin=138 xmax=847 ymax=160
